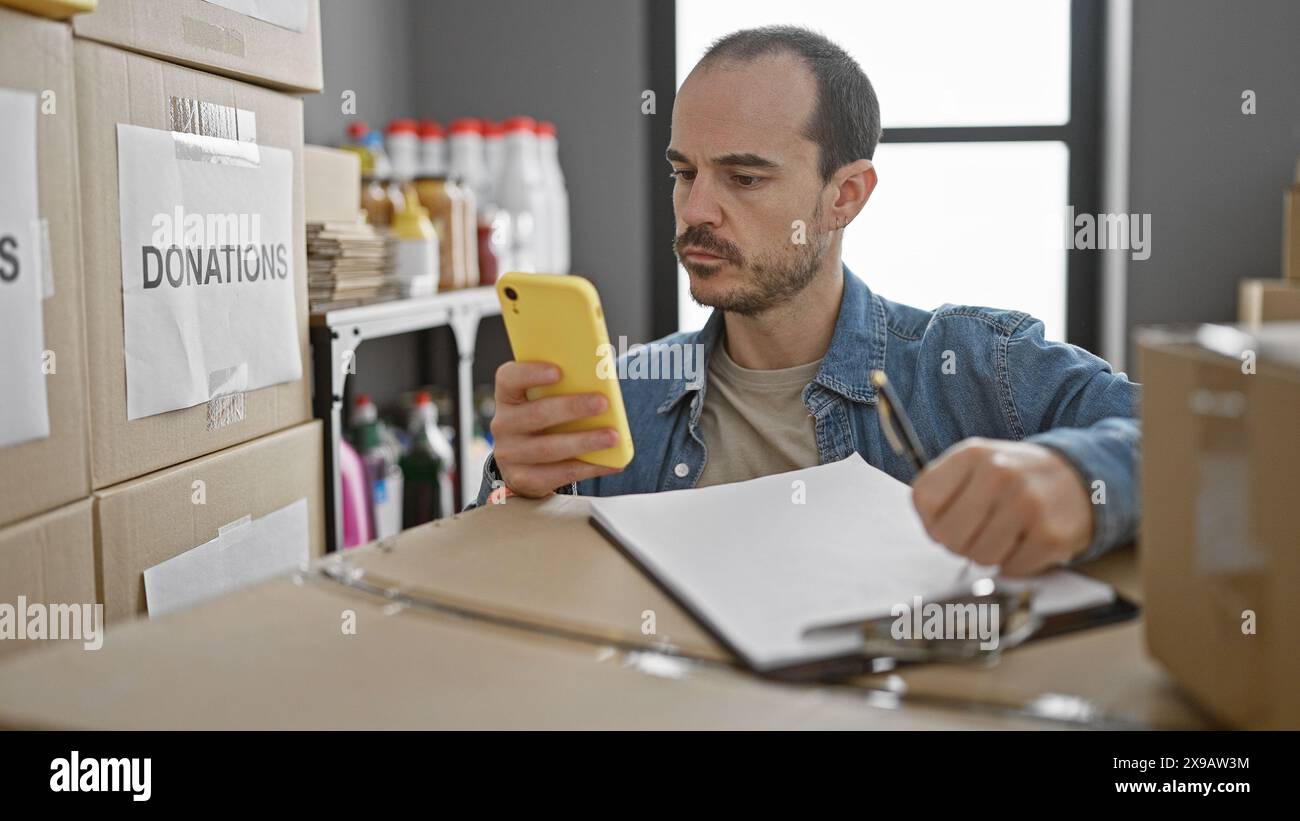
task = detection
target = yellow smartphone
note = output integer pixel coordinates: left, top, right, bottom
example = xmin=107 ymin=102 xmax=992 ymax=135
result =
xmin=495 ymin=272 xmax=635 ymax=469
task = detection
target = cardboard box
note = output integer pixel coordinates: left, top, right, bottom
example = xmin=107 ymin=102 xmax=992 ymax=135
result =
xmin=71 ymin=0 xmax=322 ymax=93
xmin=0 ymin=7 xmax=91 ymax=528
xmin=304 ymin=144 xmax=360 ymax=224
xmin=332 ymin=495 xmax=1210 ymax=729
xmin=94 ymin=421 xmax=325 ymax=623
xmin=0 ymin=498 xmax=97 ymax=660
xmin=1239 ymin=278 xmax=1300 ymax=327
xmin=75 ymin=39 xmax=310 ymax=489
xmin=0 ymin=573 xmax=1051 ymax=730
xmin=1285 ymin=185 xmax=1300 ymax=282
xmin=1139 ymin=325 xmax=1300 ymax=729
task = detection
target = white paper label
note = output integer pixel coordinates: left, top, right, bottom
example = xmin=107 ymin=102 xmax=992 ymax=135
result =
xmin=202 ymin=0 xmax=309 ymax=32
xmin=0 ymin=88 xmax=50 ymax=449
xmin=116 ymin=124 xmax=301 ymax=420
xmin=143 ymin=497 xmax=311 ymax=618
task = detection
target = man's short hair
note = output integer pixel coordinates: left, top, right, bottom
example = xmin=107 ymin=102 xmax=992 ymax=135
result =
xmin=699 ymin=25 xmax=882 ymax=181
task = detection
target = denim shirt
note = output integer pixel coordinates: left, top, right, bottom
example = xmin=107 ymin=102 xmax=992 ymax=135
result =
xmin=475 ymin=265 xmax=1141 ymax=563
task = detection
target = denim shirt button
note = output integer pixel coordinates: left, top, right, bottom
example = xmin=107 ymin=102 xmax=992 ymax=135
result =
xmin=673 ymin=462 xmax=690 ymax=479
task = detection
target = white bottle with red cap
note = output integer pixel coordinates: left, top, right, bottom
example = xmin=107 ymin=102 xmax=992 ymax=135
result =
xmin=536 ymin=121 xmax=570 ymax=274
xmin=498 ymin=115 xmax=549 ymax=273
xmin=447 ymin=118 xmax=490 ymax=207
xmin=483 ymin=120 xmax=506 ymax=206
xmin=418 ymin=120 xmax=447 ymax=178
xmin=386 ymin=119 xmax=420 ymax=183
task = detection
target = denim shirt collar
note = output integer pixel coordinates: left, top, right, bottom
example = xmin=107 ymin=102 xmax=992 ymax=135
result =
xmin=657 ymin=263 xmax=886 ymax=415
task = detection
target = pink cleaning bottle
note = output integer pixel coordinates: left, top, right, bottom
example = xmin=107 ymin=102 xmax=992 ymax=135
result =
xmin=339 ymin=438 xmax=373 ymax=548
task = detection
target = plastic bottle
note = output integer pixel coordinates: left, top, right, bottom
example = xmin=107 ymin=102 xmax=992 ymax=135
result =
xmin=418 ymin=120 xmax=447 ymax=178
xmin=363 ymin=129 xmax=393 ymax=182
xmin=415 ymin=175 xmax=466 ymax=290
xmin=338 ymin=439 xmax=373 ymax=548
xmin=358 ymin=130 xmax=402 ymax=229
xmin=536 ymin=121 xmax=571 ymax=274
xmin=447 ymin=118 xmax=489 ymax=206
xmin=353 ymin=395 xmax=403 ymax=539
xmin=400 ymin=391 xmax=456 ymax=524
xmin=483 ymin=120 xmax=506 ymax=206
xmin=389 ymin=188 xmax=439 ymax=297
xmin=342 ymin=120 xmax=375 ymax=177
xmin=498 ymin=116 xmax=549 ymax=273
xmin=447 ymin=118 xmax=496 ymax=279
xmin=386 ymin=118 xmax=420 ymax=184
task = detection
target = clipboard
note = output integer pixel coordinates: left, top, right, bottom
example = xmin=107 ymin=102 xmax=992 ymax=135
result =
xmin=591 ymin=515 xmax=1140 ymax=681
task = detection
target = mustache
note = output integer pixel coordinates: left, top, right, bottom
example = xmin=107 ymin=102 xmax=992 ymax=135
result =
xmin=674 ymin=225 xmax=742 ymax=263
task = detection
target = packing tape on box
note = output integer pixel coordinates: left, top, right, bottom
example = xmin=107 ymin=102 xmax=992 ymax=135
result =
xmin=180 ymin=16 xmax=247 ymax=59
xmin=217 ymin=514 xmax=253 ymax=540
xmin=171 ymin=131 xmax=261 ymax=168
xmin=168 ymin=96 xmax=258 ymax=144
xmin=206 ymin=363 xmax=248 ymax=430
xmin=167 ymin=95 xmax=261 ymax=168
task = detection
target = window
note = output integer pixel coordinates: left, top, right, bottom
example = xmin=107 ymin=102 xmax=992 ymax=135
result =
xmin=666 ymin=0 xmax=1100 ymax=345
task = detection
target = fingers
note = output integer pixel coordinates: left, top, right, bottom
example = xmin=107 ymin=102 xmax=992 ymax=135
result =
xmin=495 ymin=361 xmax=561 ymax=405
xmin=493 ymin=428 xmax=621 ymax=466
xmin=491 ymin=360 xmax=626 ymax=499
xmin=920 ymin=473 xmax=999 ymax=558
xmin=502 ymin=459 xmax=622 ymax=498
xmin=494 ymin=393 xmax=608 ymax=439
xmin=963 ymin=494 xmax=1031 ymax=567
xmin=912 ymin=438 xmax=985 ymax=523
xmin=998 ymin=536 xmax=1046 ymax=578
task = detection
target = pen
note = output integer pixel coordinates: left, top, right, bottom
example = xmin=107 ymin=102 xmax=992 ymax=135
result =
xmin=869 ymin=370 xmax=926 ymax=474
xmin=870 ymin=370 xmax=974 ymax=581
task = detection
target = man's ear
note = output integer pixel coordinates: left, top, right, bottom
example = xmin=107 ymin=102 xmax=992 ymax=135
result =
xmin=827 ymin=159 xmax=876 ymax=231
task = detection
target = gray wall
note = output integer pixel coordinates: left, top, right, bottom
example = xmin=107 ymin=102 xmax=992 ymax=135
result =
xmin=303 ymin=0 xmax=416 ymax=146
xmin=1125 ymin=0 xmax=1300 ymax=372
xmin=409 ymin=0 xmax=655 ymax=344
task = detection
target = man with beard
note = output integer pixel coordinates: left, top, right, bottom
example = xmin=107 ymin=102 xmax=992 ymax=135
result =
xmin=476 ymin=26 xmax=1140 ymax=576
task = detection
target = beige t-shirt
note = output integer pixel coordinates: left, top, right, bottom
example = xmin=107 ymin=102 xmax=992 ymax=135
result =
xmin=696 ymin=342 xmax=824 ymax=488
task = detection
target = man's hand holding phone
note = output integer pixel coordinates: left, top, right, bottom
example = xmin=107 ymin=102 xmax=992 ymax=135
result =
xmin=490 ymin=361 xmax=626 ymax=498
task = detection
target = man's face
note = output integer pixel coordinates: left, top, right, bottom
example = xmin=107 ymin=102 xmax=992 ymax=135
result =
xmin=669 ymin=54 xmax=832 ymax=316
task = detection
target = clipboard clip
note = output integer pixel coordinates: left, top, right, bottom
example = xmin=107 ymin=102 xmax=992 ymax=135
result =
xmin=802 ymin=582 xmax=1042 ymax=665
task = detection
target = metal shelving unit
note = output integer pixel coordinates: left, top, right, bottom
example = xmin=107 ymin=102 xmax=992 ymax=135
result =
xmin=310 ymin=287 xmax=501 ymax=552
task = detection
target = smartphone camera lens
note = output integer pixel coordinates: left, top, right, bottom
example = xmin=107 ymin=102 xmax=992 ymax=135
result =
xmin=504 ymin=287 xmax=518 ymax=301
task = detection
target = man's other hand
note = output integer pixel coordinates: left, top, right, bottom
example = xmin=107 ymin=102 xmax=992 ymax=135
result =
xmin=911 ymin=438 xmax=1094 ymax=577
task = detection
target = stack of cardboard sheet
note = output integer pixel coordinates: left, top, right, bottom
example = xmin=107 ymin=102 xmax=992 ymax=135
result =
xmin=306 ymin=217 xmax=392 ymax=307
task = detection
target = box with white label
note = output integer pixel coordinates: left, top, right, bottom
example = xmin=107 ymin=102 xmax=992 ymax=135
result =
xmin=75 ymin=39 xmax=310 ymax=489
xmin=0 ymin=7 xmax=91 ymax=528
xmin=94 ymin=420 xmax=324 ymax=623
xmin=1139 ymin=325 xmax=1300 ymax=729
xmin=72 ymin=0 xmax=323 ymax=93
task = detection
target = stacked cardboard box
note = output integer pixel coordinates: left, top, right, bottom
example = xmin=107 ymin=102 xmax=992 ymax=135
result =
xmin=1139 ymin=324 xmax=1300 ymax=729
xmin=2 ymin=0 xmax=328 ymax=645
xmin=0 ymin=7 xmax=96 ymax=658
xmin=1237 ymin=160 xmax=1300 ymax=327
xmin=71 ymin=1 xmax=326 ymax=622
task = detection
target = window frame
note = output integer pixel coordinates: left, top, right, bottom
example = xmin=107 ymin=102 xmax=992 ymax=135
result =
xmin=649 ymin=0 xmax=1105 ymax=351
